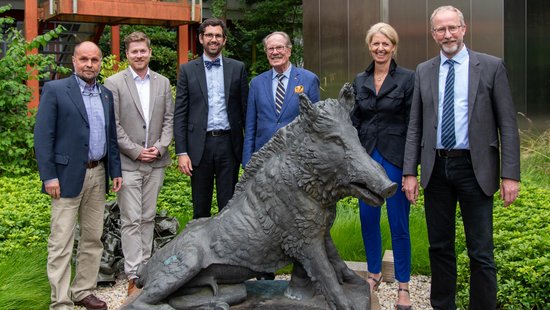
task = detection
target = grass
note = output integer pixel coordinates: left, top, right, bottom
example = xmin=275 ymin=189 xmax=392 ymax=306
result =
xmin=331 ymin=196 xmax=430 ymax=275
xmin=0 ymin=246 xmax=50 ymax=310
xmin=0 ymin=129 xmax=548 ymax=309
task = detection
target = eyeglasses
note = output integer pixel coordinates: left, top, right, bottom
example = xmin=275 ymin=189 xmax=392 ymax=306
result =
xmin=202 ymin=33 xmax=224 ymax=40
xmin=433 ymin=25 xmax=463 ymax=35
xmin=266 ymin=45 xmax=287 ymax=54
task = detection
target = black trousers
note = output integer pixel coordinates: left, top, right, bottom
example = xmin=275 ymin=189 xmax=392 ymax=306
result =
xmin=190 ymin=134 xmax=239 ymax=219
xmin=424 ymin=155 xmax=496 ymax=310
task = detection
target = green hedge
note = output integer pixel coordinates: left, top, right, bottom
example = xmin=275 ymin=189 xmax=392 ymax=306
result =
xmin=455 ymin=181 xmax=550 ymax=309
xmin=1 ymin=166 xmax=549 ymax=309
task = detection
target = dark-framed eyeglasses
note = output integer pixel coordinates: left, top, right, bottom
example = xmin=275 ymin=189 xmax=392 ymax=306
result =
xmin=202 ymin=33 xmax=225 ymax=40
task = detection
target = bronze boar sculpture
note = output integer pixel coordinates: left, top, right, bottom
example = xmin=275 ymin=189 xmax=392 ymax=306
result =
xmin=124 ymin=83 xmax=397 ymax=310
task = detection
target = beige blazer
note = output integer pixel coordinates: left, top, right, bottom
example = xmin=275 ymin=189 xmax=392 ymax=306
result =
xmin=403 ymin=50 xmax=520 ymax=196
xmin=105 ymin=68 xmax=174 ymax=170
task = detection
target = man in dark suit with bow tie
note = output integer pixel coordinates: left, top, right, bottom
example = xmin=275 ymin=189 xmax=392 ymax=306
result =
xmin=174 ymin=18 xmax=248 ymax=219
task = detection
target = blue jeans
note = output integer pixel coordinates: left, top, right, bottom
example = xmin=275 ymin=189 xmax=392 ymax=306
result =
xmin=359 ymin=148 xmax=411 ymax=282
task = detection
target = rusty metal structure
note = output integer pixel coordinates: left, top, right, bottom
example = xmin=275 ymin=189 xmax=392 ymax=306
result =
xmin=3 ymin=0 xmax=201 ymax=108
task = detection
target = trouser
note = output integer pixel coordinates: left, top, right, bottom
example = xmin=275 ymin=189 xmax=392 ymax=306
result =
xmin=48 ymin=164 xmax=105 ymax=309
xmin=118 ymin=165 xmax=165 ymax=279
xmin=191 ymin=134 xmax=239 ymax=218
xmin=359 ymin=148 xmax=411 ymax=282
xmin=425 ymin=155 xmax=496 ymax=309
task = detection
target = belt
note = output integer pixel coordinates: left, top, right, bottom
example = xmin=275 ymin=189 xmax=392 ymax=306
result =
xmin=436 ymin=149 xmax=470 ymax=158
xmin=86 ymin=160 xmax=101 ymax=169
xmin=207 ymin=130 xmax=231 ymax=137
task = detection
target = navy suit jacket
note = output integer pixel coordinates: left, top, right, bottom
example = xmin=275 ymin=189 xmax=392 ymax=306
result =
xmin=34 ymin=76 xmax=122 ymax=198
xmin=174 ymin=57 xmax=248 ymax=165
xmin=243 ymin=66 xmax=320 ymax=166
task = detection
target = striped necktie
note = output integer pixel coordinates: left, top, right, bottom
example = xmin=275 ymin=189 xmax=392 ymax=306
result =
xmin=275 ymin=73 xmax=285 ymax=115
xmin=441 ymin=59 xmax=456 ymax=150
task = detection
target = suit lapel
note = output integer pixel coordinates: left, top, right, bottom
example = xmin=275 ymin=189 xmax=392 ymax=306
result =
xmin=467 ymin=50 xmax=481 ymax=125
xmin=67 ymin=76 xmax=89 ymax=124
xmin=430 ymin=57 xmax=441 ymax=128
xmin=280 ymin=67 xmax=299 ymax=117
xmin=195 ymin=59 xmax=209 ymax=106
xmin=223 ymin=58 xmax=232 ymax=109
xmin=123 ymin=68 xmax=146 ymax=121
xmin=148 ymin=70 xmax=159 ymax=122
xmin=99 ymin=84 xmax=110 ymax=129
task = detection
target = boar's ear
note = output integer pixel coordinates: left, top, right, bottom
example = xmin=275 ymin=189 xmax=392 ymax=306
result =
xmin=299 ymin=92 xmax=319 ymax=120
xmin=338 ymin=83 xmax=355 ymax=112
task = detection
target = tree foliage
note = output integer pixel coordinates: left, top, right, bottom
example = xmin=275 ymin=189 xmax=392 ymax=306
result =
xmin=0 ymin=5 xmax=69 ymax=176
xmin=99 ymin=25 xmax=178 ymax=84
xmin=231 ymin=0 xmax=304 ymax=77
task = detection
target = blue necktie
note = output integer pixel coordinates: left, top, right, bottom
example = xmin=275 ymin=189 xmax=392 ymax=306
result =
xmin=441 ymin=59 xmax=456 ymax=150
xmin=204 ymin=58 xmax=221 ymax=70
xmin=275 ymin=73 xmax=285 ymax=115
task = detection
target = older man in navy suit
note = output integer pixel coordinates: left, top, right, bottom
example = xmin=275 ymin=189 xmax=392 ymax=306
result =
xmin=243 ymin=31 xmax=320 ymax=166
xmin=34 ymin=41 xmax=122 ymax=310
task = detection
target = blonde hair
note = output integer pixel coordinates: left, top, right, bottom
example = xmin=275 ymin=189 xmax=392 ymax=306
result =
xmin=365 ymin=22 xmax=399 ymax=56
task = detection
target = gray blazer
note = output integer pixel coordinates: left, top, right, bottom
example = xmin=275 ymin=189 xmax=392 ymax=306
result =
xmin=403 ymin=49 xmax=520 ymax=196
xmin=105 ymin=68 xmax=174 ymax=170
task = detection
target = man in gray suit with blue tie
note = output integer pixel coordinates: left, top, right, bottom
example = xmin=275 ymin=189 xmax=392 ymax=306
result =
xmin=402 ymin=6 xmax=520 ymax=309
xmin=243 ymin=31 xmax=320 ymax=166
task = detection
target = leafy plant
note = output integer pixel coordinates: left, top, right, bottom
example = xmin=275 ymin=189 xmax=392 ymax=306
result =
xmin=455 ymin=181 xmax=550 ymax=309
xmin=0 ymin=4 xmax=69 ymax=176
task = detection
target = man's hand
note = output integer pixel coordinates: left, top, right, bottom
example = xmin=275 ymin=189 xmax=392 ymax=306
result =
xmin=112 ymin=177 xmax=123 ymax=192
xmin=500 ymin=178 xmax=520 ymax=207
xmin=137 ymin=147 xmax=160 ymax=163
xmin=402 ymin=175 xmax=419 ymax=205
xmin=178 ymin=154 xmax=193 ymax=176
xmin=45 ymin=179 xmax=61 ymax=199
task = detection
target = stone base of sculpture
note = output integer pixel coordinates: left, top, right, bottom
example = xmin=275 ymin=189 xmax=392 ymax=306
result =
xmin=162 ymin=280 xmax=370 ymax=309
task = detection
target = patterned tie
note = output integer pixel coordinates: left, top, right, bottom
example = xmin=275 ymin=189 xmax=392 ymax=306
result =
xmin=441 ymin=59 xmax=456 ymax=150
xmin=275 ymin=73 xmax=285 ymax=115
xmin=204 ymin=58 xmax=221 ymax=70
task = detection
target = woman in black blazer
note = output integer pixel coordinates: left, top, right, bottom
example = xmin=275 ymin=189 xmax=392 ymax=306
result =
xmin=351 ymin=22 xmax=414 ymax=309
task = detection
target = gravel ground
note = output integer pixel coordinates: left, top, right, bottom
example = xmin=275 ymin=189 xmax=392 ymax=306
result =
xmin=84 ymin=275 xmax=432 ymax=310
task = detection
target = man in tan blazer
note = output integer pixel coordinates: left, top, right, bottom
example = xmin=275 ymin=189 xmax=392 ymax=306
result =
xmin=402 ymin=6 xmax=520 ymax=309
xmin=104 ymin=31 xmax=174 ymax=296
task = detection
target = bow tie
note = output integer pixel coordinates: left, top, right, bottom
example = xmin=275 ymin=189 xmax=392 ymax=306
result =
xmin=204 ymin=58 xmax=221 ymax=70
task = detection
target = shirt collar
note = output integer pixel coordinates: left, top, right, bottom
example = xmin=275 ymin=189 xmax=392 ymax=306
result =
xmin=128 ymin=66 xmax=150 ymax=81
xmin=272 ymin=64 xmax=293 ymax=80
xmin=440 ymin=44 xmax=468 ymax=65
xmin=74 ymin=74 xmax=99 ymax=93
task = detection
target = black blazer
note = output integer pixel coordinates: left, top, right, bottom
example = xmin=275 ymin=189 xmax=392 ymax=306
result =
xmin=174 ymin=57 xmax=248 ymax=165
xmin=351 ymin=59 xmax=414 ymax=168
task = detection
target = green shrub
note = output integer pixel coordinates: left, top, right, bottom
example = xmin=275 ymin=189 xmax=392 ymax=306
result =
xmin=0 ymin=5 xmax=69 ymax=176
xmin=0 ymin=175 xmax=50 ymax=258
xmin=456 ymin=181 xmax=550 ymax=309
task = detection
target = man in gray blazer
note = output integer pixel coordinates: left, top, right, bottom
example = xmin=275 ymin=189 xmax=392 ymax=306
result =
xmin=402 ymin=5 xmax=520 ymax=309
xmin=104 ymin=32 xmax=174 ymax=296
xmin=174 ymin=18 xmax=248 ymax=219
